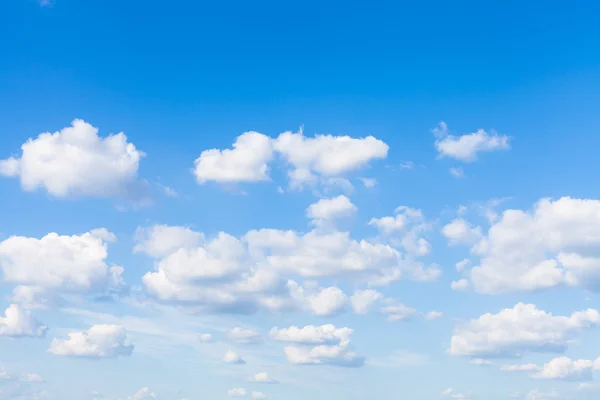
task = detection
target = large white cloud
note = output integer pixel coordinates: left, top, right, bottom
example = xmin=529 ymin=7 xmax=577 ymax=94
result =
xmin=465 ymin=197 xmax=600 ymax=294
xmin=0 ymin=119 xmax=144 ymax=198
xmin=194 ymin=132 xmax=274 ymax=184
xmin=350 ymin=289 xmax=382 ymax=315
xmin=433 ymin=121 xmax=509 ymax=162
xmin=0 ymin=304 xmax=47 ymax=338
xmin=0 ymin=229 xmax=123 ymax=295
xmin=449 ymin=303 xmax=600 ymax=358
xmin=49 ymin=324 xmax=134 ymax=357
xmin=137 ymin=223 xmax=427 ymax=315
xmin=502 ymin=356 xmax=600 ymax=381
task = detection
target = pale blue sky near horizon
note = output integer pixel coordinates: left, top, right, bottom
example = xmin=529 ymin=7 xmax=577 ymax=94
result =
xmin=1 ymin=1 xmax=600 ymax=399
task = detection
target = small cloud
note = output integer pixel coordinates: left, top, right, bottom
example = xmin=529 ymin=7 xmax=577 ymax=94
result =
xmin=250 ymin=372 xmax=278 ymax=384
xmin=450 ymin=167 xmax=465 ymax=178
xmin=359 ymin=177 xmax=377 ymax=188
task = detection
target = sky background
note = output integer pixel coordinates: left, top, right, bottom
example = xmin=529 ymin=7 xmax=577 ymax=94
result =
xmin=1 ymin=1 xmax=600 ymax=399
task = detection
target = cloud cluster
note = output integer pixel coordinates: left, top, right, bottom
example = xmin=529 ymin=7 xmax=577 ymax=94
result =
xmin=49 ymin=324 xmax=134 ymax=358
xmin=135 ymin=216 xmax=428 ymax=314
xmin=0 ymin=229 xmax=123 ymax=295
xmin=458 ymin=197 xmax=600 ymax=294
xmin=193 ymin=129 xmax=388 ymax=189
xmin=271 ymin=324 xmax=364 ymax=367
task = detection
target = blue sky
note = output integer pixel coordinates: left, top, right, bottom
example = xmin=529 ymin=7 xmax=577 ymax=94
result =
xmin=1 ymin=1 xmax=600 ymax=399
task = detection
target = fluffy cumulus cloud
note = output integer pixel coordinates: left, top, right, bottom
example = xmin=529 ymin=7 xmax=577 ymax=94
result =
xmin=0 ymin=229 xmax=123 ymax=294
xmin=192 ymin=129 xmax=388 ymax=189
xmin=194 ymin=132 xmax=274 ymax=184
xmin=449 ymin=303 xmax=600 ymax=358
xmin=49 ymin=324 xmax=134 ymax=358
xmin=136 ymin=222 xmax=431 ymax=315
xmin=380 ymin=302 xmax=417 ymax=322
xmin=442 ymin=218 xmax=482 ymax=246
xmin=0 ymin=304 xmax=47 ymax=338
xmin=502 ymin=356 xmax=600 ymax=381
xmin=272 ymin=324 xmax=364 ymax=367
xmin=250 ymin=372 xmax=277 ymax=384
xmin=252 ymin=392 xmax=266 ymax=399
xmin=433 ymin=121 xmax=509 ymax=162
xmin=0 ymin=119 xmax=144 ymax=198
xmin=466 ymin=197 xmax=600 ymax=294
xmin=223 ymin=350 xmax=246 ymax=364
xmin=306 ymin=195 xmax=357 ymax=222
xmin=273 ymin=130 xmax=389 ymax=189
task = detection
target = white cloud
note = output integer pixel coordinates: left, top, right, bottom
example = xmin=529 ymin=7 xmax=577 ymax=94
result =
xmin=469 ymin=197 xmax=600 ymax=294
xmin=442 ymin=218 xmax=482 ymax=246
xmin=251 ymin=392 xmax=266 ymax=399
xmin=228 ymin=388 xmax=247 ymax=397
xmin=306 ymin=195 xmax=357 ymax=221
xmin=425 ymin=311 xmax=443 ymax=320
xmin=456 ymin=259 xmax=471 ymax=272
xmin=433 ymin=121 xmax=509 ymax=162
xmin=275 ymin=324 xmax=364 ymax=367
xmin=284 ymin=344 xmax=364 ymax=367
xmin=250 ymin=372 xmax=277 ymax=384
xmin=449 ymin=303 xmax=600 ymax=358
xmin=0 ymin=119 xmax=144 ymax=198
xmin=0 ymin=304 xmax=47 ymax=338
xmin=450 ymin=167 xmax=465 ymax=178
xmin=134 ymin=225 xmax=203 ymax=259
xmin=442 ymin=388 xmax=469 ymax=399
xmin=359 ymin=177 xmax=377 ymax=188
xmin=451 ymin=279 xmax=470 ymax=291
xmin=227 ymin=328 xmax=262 ymax=345
xmin=199 ymin=333 xmax=214 ymax=343
xmin=502 ymin=363 xmax=541 ymax=372
xmin=273 ymin=130 xmax=388 ymax=189
xmin=350 ymin=289 xmax=382 ymax=314
xmin=223 ymin=350 xmax=246 ymax=364
xmin=369 ymin=206 xmax=434 ymax=259
xmin=0 ymin=229 xmax=123 ymax=294
xmin=49 ymin=324 xmax=134 ymax=357
xmin=138 ymin=223 xmax=438 ymax=315
xmin=128 ymin=387 xmax=156 ymax=400
xmin=194 ymin=132 xmax=273 ymax=184
xmin=503 ymin=356 xmax=600 ymax=381
xmin=269 ymin=325 xmax=352 ymax=346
